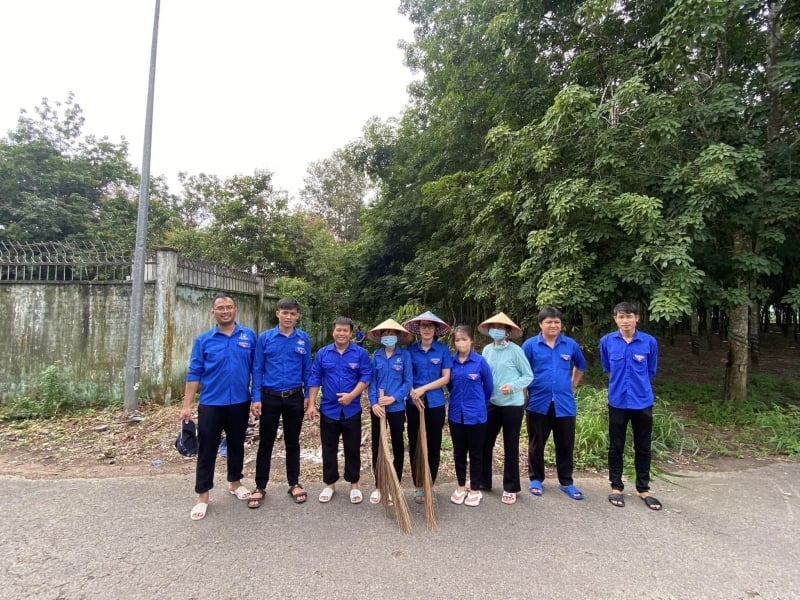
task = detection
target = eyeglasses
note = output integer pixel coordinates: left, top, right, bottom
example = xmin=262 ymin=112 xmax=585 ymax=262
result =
xmin=418 ymin=323 xmax=436 ymax=329
xmin=213 ymin=305 xmax=236 ymax=312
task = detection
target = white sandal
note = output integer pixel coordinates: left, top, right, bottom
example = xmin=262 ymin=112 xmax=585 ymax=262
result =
xmin=190 ymin=502 xmax=208 ymax=520
xmin=229 ymin=485 xmax=250 ymax=500
xmin=319 ymin=486 xmax=335 ymax=503
xmin=450 ymin=489 xmax=467 ymax=505
xmin=465 ymin=490 xmax=482 ymax=507
xmin=370 ymin=489 xmax=382 ymax=504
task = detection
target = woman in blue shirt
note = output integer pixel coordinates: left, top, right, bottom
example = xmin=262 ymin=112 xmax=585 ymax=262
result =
xmin=479 ymin=312 xmax=533 ymax=505
xmin=367 ymin=318 xmax=414 ymax=504
xmin=403 ymin=310 xmax=453 ymax=504
xmin=447 ymin=325 xmax=493 ymax=507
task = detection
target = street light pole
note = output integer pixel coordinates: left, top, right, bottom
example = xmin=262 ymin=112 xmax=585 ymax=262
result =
xmin=124 ymin=0 xmax=160 ymax=412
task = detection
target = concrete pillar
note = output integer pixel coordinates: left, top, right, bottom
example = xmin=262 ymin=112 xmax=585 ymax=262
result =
xmin=152 ymin=247 xmax=177 ymax=404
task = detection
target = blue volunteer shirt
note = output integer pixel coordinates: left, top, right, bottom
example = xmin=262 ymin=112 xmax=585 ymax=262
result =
xmin=599 ymin=329 xmax=658 ymax=409
xmin=251 ymin=326 xmax=312 ymax=402
xmin=407 ymin=340 xmax=453 ymax=408
xmin=186 ymin=323 xmax=255 ymax=406
xmin=368 ymin=347 xmax=412 ymax=413
xmin=522 ymin=333 xmax=587 ymax=417
xmin=447 ymin=350 xmax=494 ymax=425
xmin=309 ymin=342 xmax=372 ymax=420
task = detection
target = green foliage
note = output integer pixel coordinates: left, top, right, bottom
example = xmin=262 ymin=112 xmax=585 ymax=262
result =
xmin=5 ymin=365 xmax=67 ymax=420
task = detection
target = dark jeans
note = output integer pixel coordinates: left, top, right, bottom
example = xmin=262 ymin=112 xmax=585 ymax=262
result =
xmin=254 ymin=388 xmax=305 ymax=489
xmin=320 ymin=412 xmax=362 ymax=485
xmin=195 ymin=401 xmax=250 ymax=494
xmin=449 ymin=420 xmax=486 ymax=489
xmin=608 ymin=405 xmax=653 ymax=493
xmin=526 ymin=404 xmax=576 ymax=486
xmin=481 ymin=404 xmax=524 ymax=493
xmin=370 ymin=410 xmax=405 ymax=488
xmin=406 ymin=402 xmax=446 ymax=486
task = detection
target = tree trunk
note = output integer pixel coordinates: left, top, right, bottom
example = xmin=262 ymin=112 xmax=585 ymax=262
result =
xmin=690 ymin=310 xmax=700 ymax=355
xmin=749 ymin=300 xmax=760 ymax=366
xmin=723 ymin=303 xmax=749 ymax=402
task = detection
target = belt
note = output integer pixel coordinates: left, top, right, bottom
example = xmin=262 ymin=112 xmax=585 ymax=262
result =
xmin=263 ymin=386 xmax=303 ymax=398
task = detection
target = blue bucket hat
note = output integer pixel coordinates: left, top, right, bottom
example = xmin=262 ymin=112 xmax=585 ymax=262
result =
xmin=175 ymin=419 xmax=198 ymax=457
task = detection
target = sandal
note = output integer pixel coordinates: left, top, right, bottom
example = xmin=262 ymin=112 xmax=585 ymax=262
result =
xmin=640 ymin=494 xmax=663 ymax=511
xmin=190 ymin=502 xmax=208 ymax=521
xmin=450 ymin=488 xmax=467 ymax=505
xmin=608 ymin=492 xmax=625 ymax=508
xmin=501 ymin=491 xmax=517 ymax=505
xmin=349 ymin=488 xmax=363 ymax=504
xmin=229 ymin=485 xmax=251 ymax=500
xmin=529 ymin=480 xmax=543 ymax=496
xmin=465 ymin=490 xmax=482 ymax=507
xmin=248 ymin=489 xmax=265 ymax=509
xmin=288 ymin=484 xmax=307 ymax=504
xmin=319 ymin=486 xmax=335 ymax=503
xmin=413 ymin=489 xmax=425 ymax=504
xmin=370 ymin=489 xmax=382 ymax=504
xmin=559 ymin=484 xmax=584 ymax=500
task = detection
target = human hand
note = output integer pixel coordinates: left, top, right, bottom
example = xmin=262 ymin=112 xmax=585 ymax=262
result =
xmin=371 ymin=404 xmax=385 ymax=418
xmin=337 ymin=392 xmax=353 ymax=406
xmin=500 ymin=384 xmax=512 ymax=395
xmin=250 ymin=402 xmax=262 ymax=418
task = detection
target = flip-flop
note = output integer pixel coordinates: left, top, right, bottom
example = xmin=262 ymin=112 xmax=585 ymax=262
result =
xmin=318 ymin=486 xmax=335 ymax=503
xmin=349 ymin=488 xmax=363 ymax=504
xmin=288 ymin=485 xmax=307 ymax=504
xmin=501 ymin=491 xmax=517 ymax=505
xmin=248 ymin=489 xmax=265 ymax=509
xmin=529 ymin=480 xmax=543 ymax=496
xmin=608 ymin=492 xmax=625 ymax=508
xmin=229 ymin=486 xmax=251 ymax=500
xmin=559 ymin=484 xmax=584 ymax=500
xmin=370 ymin=489 xmax=382 ymax=504
xmin=450 ymin=489 xmax=467 ymax=505
xmin=465 ymin=490 xmax=482 ymax=507
xmin=190 ymin=502 xmax=208 ymax=520
xmin=641 ymin=495 xmax=663 ymax=511
xmin=413 ymin=489 xmax=425 ymax=504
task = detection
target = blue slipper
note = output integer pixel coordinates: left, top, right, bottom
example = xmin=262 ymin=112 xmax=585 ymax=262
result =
xmin=528 ymin=480 xmax=543 ymax=496
xmin=559 ymin=484 xmax=584 ymax=500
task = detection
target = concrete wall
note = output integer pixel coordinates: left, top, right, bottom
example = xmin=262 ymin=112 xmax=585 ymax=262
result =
xmin=0 ymin=249 xmax=275 ymax=406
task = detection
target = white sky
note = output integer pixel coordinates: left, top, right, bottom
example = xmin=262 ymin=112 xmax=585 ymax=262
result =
xmin=0 ymin=1 xmax=415 ymax=199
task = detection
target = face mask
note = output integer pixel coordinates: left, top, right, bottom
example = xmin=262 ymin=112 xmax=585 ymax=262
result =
xmin=381 ymin=335 xmax=398 ymax=347
xmin=488 ymin=328 xmax=507 ymax=341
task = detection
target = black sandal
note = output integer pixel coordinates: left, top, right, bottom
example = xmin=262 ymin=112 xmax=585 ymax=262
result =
xmin=608 ymin=492 xmax=625 ymax=508
xmin=288 ymin=484 xmax=307 ymax=504
xmin=641 ymin=495 xmax=662 ymax=511
xmin=248 ymin=489 xmax=265 ymax=509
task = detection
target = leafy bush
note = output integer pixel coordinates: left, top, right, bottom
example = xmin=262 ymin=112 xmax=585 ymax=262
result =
xmin=4 ymin=364 xmax=67 ymax=420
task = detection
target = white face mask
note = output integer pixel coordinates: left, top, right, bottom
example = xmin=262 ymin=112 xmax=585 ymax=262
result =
xmin=381 ymin=335 xmax=398 ymax=348
xmin=488 ymin=328 xmax=507 ymax=341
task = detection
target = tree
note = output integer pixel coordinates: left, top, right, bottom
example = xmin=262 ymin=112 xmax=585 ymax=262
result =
xmin=300 ymin=149 xmax=369 ymax=242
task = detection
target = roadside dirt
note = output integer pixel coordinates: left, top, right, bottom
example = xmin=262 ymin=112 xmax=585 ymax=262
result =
xmin=1 ymin=330 xmax=797 ymax=481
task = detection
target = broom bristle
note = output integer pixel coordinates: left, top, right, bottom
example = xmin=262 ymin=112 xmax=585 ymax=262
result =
xmin=415 ymin=407 xmax=437 ymax=530
xmin=378 ymin=415 xmax=413 ymax=534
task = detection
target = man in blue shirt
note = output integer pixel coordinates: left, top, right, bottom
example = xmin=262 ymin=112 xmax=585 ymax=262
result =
xmin=307 ymin=317 xmax=372 ymax=504
xmin=248 ymin=297 xmax=312 ymax=508
xmin=522 ymin=307 xmax=587 ymax=500
xmin=600 ymin=302 xmax=662 ymax=511
xmin=181 ymin=293 xmax=256 ymax=521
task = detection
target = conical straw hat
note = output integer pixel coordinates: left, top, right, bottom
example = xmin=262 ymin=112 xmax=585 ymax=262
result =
xmin=367 ymin=318 xmax=414 ymax=346
xmin=403 ymin=310 xmax=451 ymax=336
xmin=478 ymin=312 xmax=523 ymax=340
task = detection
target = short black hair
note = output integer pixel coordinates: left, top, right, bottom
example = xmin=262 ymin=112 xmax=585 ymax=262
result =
xmin=212 ymin=293 xmax=235 ymax=307
xmin=613 ymin=302 xmax=639 ymax=315
xmin=333 ymin=316 xmax=354 ymax=331
xmin=537 ymin=307 xmax=563 ymax=324
xmin=452 ymin=324 xmax=474 ymax=340
xmin=276 ymin=297 xmax=301 ymax=311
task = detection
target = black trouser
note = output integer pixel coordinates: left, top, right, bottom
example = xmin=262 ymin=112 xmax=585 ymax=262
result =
xmin=481 ymin=404 xmax=524 ymax=493
xmin=608 ymin=405 xmax=653 ymax=493
xmin=320 ymin=411 xmax=362 ymax=485
xmin=449 ymin=420 xmax=486 ymax=489
xmin=254 ymin=388 xmax=305 ymax=490
xmin=370 ymin=410 xmax=405 ymax=488
xmin=406 ymin=402 xmax=446 ymax=486
xmin=195 ymin=401 xmax=250 ymax=494
xmin=526 ymin=404 xmax=576 ymax=486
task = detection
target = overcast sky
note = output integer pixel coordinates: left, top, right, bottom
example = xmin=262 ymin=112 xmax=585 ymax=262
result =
xmin=0 ymin=1 xmax=415 ymax=199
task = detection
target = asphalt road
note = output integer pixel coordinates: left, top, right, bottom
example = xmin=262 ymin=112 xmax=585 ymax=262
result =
xmin=1 ymin=461 xmax=798 ymax=600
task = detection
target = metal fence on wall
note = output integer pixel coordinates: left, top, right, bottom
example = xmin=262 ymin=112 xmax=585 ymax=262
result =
xmin=0 ymin=241 xmax=276 ymax=296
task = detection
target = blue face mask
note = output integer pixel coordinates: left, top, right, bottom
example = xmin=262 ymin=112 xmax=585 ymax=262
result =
xmin=381 ymin=335 xmax=398 ymax=347
xmin=488 ymin=328 xmax=507 ymax=341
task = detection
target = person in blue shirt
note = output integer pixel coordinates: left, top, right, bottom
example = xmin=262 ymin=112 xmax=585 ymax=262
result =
xmin=248 ymin=297 xmax=312 ymax=508
xmin=522 ymin=307 xmax=587 ymax=501
xmin=447 ymin=325 xmax=493 ymax=507
xmin=479 ymin=312 xmax=533 ymax=505
xmin=180 ymin=293 xmax=256 ymax=521
xmin=402 ymin=310 xmax=453 ymax=504
xmin=366 ymin=318 xmax=413 ymax=504
xmin=600 ymin=302 xmax=662 ymax=511
xmin=355 ymin=325 xmax=365 ymax=346
xmin=307 ymin=316 xmax=372 ymax=504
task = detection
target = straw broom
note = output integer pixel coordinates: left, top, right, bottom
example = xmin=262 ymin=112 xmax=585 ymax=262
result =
xmin=414 ymin=405 xmax=437 ymax=529
xmin=376 ymin=394 xmax=413 ymax=533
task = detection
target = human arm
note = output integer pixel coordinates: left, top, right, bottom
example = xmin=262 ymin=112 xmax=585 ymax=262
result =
xmin=180 ymin=381 xmax=200 ymax=421
xmin=338 ymin=380 xmax=369 ymax=406
xmin=410 ymin=369 xmax=451 ymax=407
xmin=571 ymin=367 xmax=584 ymax=393
xmin=499 ymin=346 xmax=533 ymax=395
xmin=306 ymin=386 xmax=319 ymax=421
